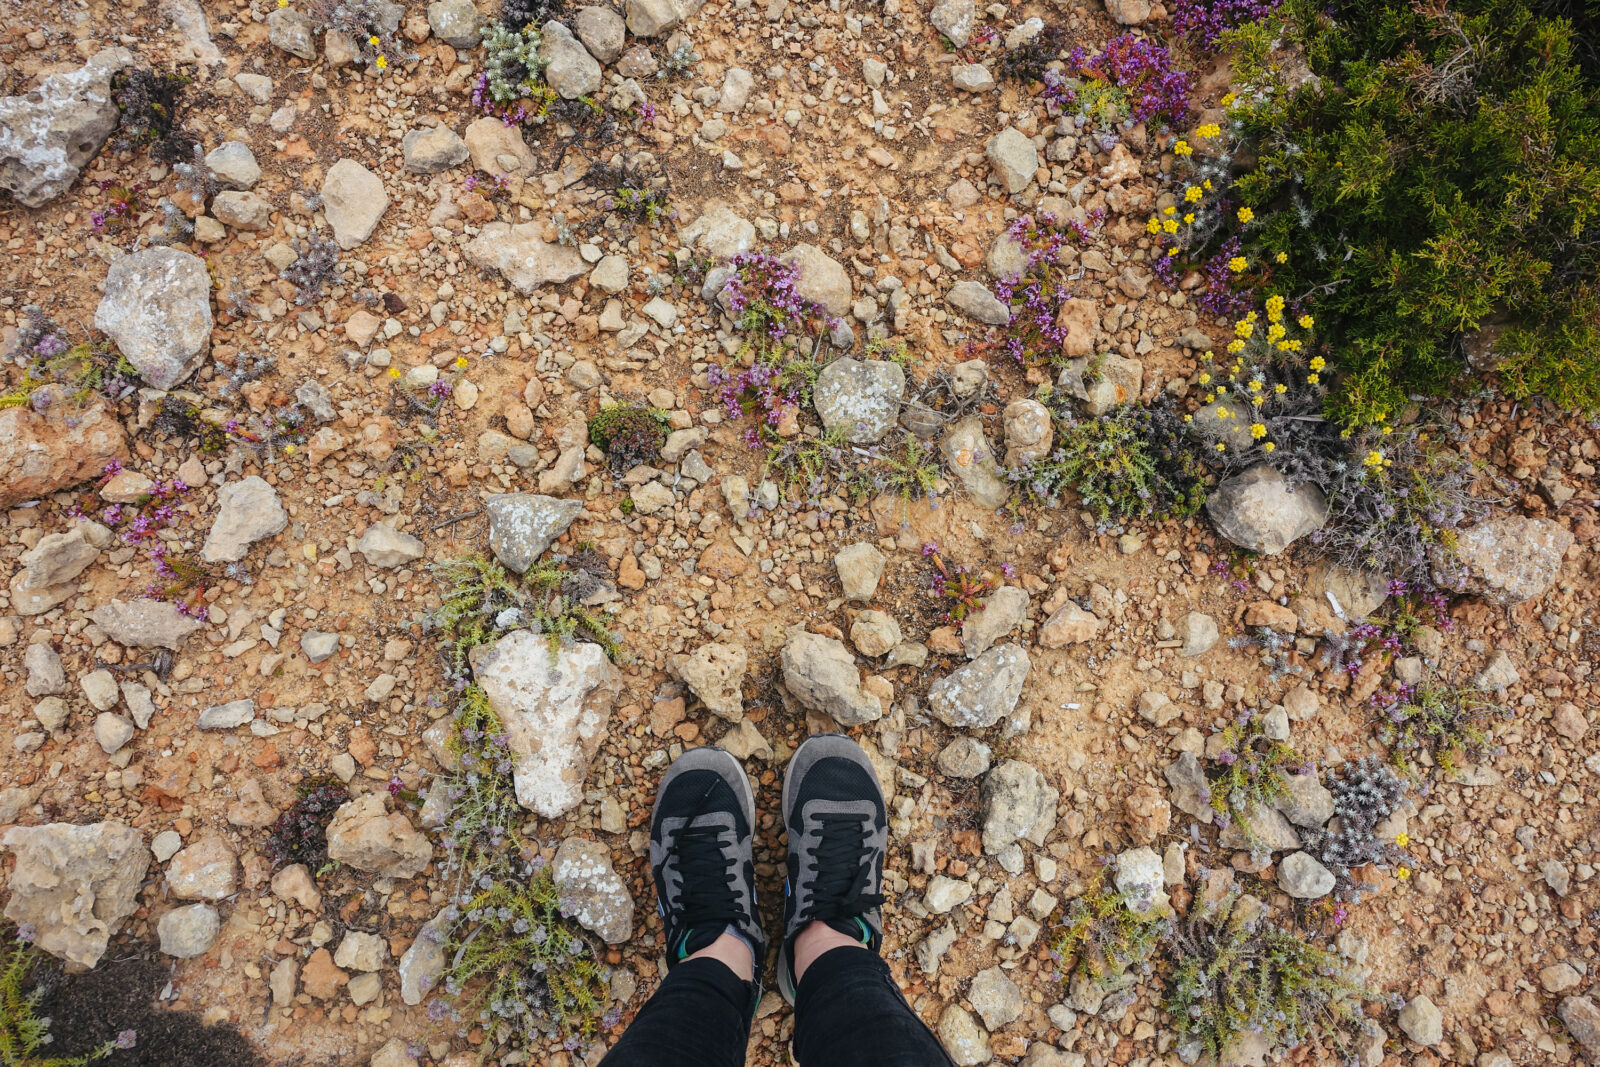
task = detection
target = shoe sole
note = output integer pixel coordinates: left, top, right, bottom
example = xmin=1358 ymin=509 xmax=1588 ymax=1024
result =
xmin=778 ymin=733 xmax=884 ymax=1004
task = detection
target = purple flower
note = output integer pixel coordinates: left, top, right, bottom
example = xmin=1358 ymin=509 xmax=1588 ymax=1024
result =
xmin=116 ymin=1030 xmax=138 ymax=1050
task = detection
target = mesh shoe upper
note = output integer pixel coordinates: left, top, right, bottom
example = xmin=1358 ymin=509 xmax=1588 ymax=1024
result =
xmin=779 ymin=734 xmax=888 ymax=1002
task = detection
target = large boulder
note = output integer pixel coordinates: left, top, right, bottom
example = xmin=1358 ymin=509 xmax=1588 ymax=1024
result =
xmin=813 ymin=359 xmax=905 ymax=444
xmin=2 ymin=821 xmax=149 ymax=967
xmin=469 ymin=632 xmax=623 ymax=818
xmin=1440 ymin=516 xmax=1572 ymax=604
xmin=0 ymin=48 xmax=132 ymax=207
xmin=93 ymin=247 xmax=213 ymax=390
xmin=928 ymin=644 xmax=1030 ymax=729
xmin=485 ymin=493 xmax=584 ymax=573
xmin=0 ymin=402 xmax=129 ymax=509
xmin=465 ymin=222 xmax=589 ymax=294
xmin=325 ymin=793 xmax=432 ymax=879
xmin=780 ymin=630 xmax=883 ymax=726
xmin=1206 ymin=464 xmax=1328 ymax=555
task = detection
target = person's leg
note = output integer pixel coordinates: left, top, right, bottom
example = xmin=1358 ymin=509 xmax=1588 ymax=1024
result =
xmin=601 ymin=747 xmax=767 ymax=1067
xmin=777 ymin=734 xmax=956 ymax=1067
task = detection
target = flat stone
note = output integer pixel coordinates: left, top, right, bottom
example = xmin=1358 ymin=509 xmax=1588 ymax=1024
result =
xmin=166 ymin=835 xmax=237 ymax=900
xmin=1278 ymin=851 xmax=1335 ymax=898
xmin=929 ymin=644 xmax=1030 ymax=729
xmin=158 ymin=903 xmax=219 ymax=958
xmin=200 ymin=476 xmax=286 ymax=563
xmin=835 ymin=543 xmax=886 ymax=601
xmin=987 ymin=126 xmax=1038 ymax=194
xmin=325 ymin=793 xmax=431 ymax=879
xmin=540 ymin=20 xmax=602 ymax=99
xmin=402 ymin=124 xmax=469 ymax=173
xmin=780 ymin=630 xmax=882 ymax=726
xmin=1398 ymin=995 xmax=1443 ymax=1046
xmin=204 ymin=141 xmax=260 ymax=189
xmin=969 ymin=965 xmax=1023 ymax=1030
xmin=1207 ymin=464 xmax=1328 ymax=555
xmin=938 ymin=1003 xmax=991 ymax=1066
xmin=814 ymin=358 xmax=905 ymax=444
xmin=0 ymin=48 xmax=131 ymax=207
xmin=465 ymin=222 xmax=589 ymax=294
xmin=553 ymin=837 xmax=634 ymax=943
xmin=357 ymin=523 xmax=426 ymax=567
xmin=963 ymin=587 xmax=1029 ymax=658
xmin=981 ymin=759 xmax=1056 ymax=855
xmin=426 ymin=0 xmax=484 ymax=47
xmin=942 ymin=417 xmax=1009 ymax=509
xmin=1443 ymin=516 xmax=1573 ymax=604
xmin=672 ymin=641 xmax=748 ymax=721
xmin=485 ymin=493 xmax=584 ymax=573
xmin=198 ymin=698 xmax=255 ymax=729
xmin=321 ymin=159 xmax=389 ymax=250
xmin=1 ymin=820 xmax=148 ymax=967
xmin=92 ymin=598 xmax=203 ymax=650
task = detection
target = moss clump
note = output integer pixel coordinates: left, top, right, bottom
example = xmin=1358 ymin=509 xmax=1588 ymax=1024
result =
xmin=588 ymin=405 xmax=670 ymax=472
xmin=264 ymin=777 xmax=350 ymax=870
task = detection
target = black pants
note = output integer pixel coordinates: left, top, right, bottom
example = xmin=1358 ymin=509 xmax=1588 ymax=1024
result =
xmin=601 ymin=946 xmax=956 ymax=1067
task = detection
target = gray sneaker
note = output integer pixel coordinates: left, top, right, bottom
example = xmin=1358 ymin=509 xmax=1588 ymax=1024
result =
xmin=648 ymin=746 xmax=766 ymax=996
xmin=777 ymin=733 xmax=887 ymax=1003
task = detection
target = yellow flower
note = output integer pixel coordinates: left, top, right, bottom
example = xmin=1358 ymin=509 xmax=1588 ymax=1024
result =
xmin=1183 ymin=414 xmax=1193 ymax=422
xmin=1263 ymin=441 xmax=1275 ymax=452
xmin=1248 ymin=379 xmax=1262 ymax=392
xmin=1267 ymin=324 xmax=1286 ymax=342
xmin=1397 ymin=867 xmax=1411 ymax=881
xmin=1237 ymin=207 xmax=1255 ymax=224
xmin=454 ymin=357 xmax=469 ymax=369
xmin=1221 ymin=92 xmax=1237 ymax=106
xmin=1252 ymin=394 xmax=1265 ymax=406
xmin=1163 ymin=219 xmax=1179 ymax=234
xmin=1274 ymin=383 xmax=1287 ymax=394
xmin=1147 ymin=217 xmax=1162 ymax=235
xmin=1216 ymin=388 xmax=1228 ymax=398
xmin=1309 ymin=356 xmax=1327 ymax=371
xmin=1202 ymin=350 xmax=1214 ymax=361
xmin=1167 ymin=247 xmax=1179 ymax=256
xmin=375 ymin=54 xmax=388 ymax=70
xmin=1198 ymin=372 xmax=1212 ymax=385
xmin=1396 ymin=832 xmax=1410 ymax=847
xmin=1174 ymin=140 xmax=1193 ymax=156
xmin=1227 ymin=256 xmax=1247 ymax=272
xmin=1275 ymin=251 xmax=1288 ymax=263
xmin=1307 ymin=372 xmax=1320 ymax=384
xmin=1164 ymin=205 xmax=1177 ymax=215
xmin=1382 ymin=424 xmax=1394 ymax=435
xmin=1184 ymin=186 xmax=1203 ymax=203
xmin=1216 ymin=442 xmax=1227 ymax=452
xmin=1226 ymin=339 xmax=1245 ymax=354
xmin=1197 ymin=123 xmax=1221 ymax=138
xmin=388 ymin=367 xmax=402 ymax=379
xmin=1203 ymin=179 xmax=1213 ymax=190
xmin=369 ymin=35 xmax=380 ymax=46
xmin=277 ymin=0 xmax=289 ymax=6
xmin=1298 ymin=314 xmax=1314 ymax=329
xmin=1265 ymin=294 xmax=1285 ymax=318
xmin=1183 ymin=212 xmax=1195 ymax=225
xmin=1250 ymin=423 xmax=1267 ymax=439
xmin=1234 ymin=320 xmax=1254 ymax=339
xmin=283 ymin=443 xmax=297 ymax=454
xmin=1364 ymin=450 xmax=1385 ymax=468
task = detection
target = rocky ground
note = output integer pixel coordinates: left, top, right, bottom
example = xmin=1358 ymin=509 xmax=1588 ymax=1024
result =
xmin=0 ymin=1 xmax=1598 ymax=1066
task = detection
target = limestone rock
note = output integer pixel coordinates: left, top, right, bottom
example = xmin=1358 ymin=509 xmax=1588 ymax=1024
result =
xmin=930 ymin=0 xmax=977 ymax=47
xmin=158 ymin=903 xmax=220 ymax=958
xmin=625 ymin=0 xmax=680 ymax=36
xmin=465 ymin=222 xmax=589 ymax=293
xmin=780 ymin=243 xmax=852 ymax=317
xmin=200 ymin=476 xmax=286 ymax=563
xmin=981 ymin=759 xmax=1057 ymax=854
xmin=540 ymin=20 xmax=601 ymax=99
xmin=1206 ymin=464 xmax=1328 ymax=555
xmin=1558 ymin=996 xmax=1600 ymax=1061
xmin=963 ymin=587 xmax=1029 ymax=658
xmin=400 ymin=912 xmax=450 ymax=1005
xmin=1179 ymin=611 xmax=1218 ymax=656
xmin=402 ymin=125 xmax=469 ymax=173
xmin=267 ymin=7 xmax=317 ymax=59
xmin=936 ymin=736 xmax=992 ymax=778
xmin=18 ymin=528 xmax=99 ymax=590
xmin=321 ymin=159 xmax=389 ymax=250
xmin=780 ymin=630 xmax=882 ymax=726
xmin=835 ymin=543 xmax=886 ymax=602
xmin=1002 ymin=398 xmax=1052 ymax=466
xmin=463 ymin=116 xmax=539 ymax=175
xmin=167 ymin=835 xmax=237 ymax=900
xmin=939 ymin=1003 xmax=992 ymax=1066
xmin=1115 ymin=846 xmax=1170 ymax=914
xmin=1 ymin=820 xmax=149 ymax=967
xmin=1398 ymin=995 xmax=1443 ymax=1046
xmin=485 ymin=493 xmax=584 ymax=573
xmin=987 ymin=127 xmax=1038 ymax=194
xmin=91 ymin=598 xmax=203 ymax=650
xmin=326 ymin=793 xmax=432 ymax=879
xmin=469 ymin=632 xmax=623 ymax=818
xmin=573 ymin=7 xmax=627 ymax=63
xmin=1164 ymin=752 xmax=1212 ymax=823
xmin=673 ymin=641 xmax=748 ymax=721
xmin=204 ymin=141 xmax=260 ymax=189
xmin=929 ymin=644 xmax=1029 ymax=731
xmin=0 ymin=402 xmax=129 ymax=509
xmin=357 ymin=523 xmax=426 ymax=567
xmin=553 ymin=837 xmax=634 ymax=943
xmin=947 ymin=281 xmax=1011 ymax=326
xmin=1442 ymin=516 xmax=1573 ymax=604
xmin=942 ymin=417 xmax=1009 ymax=509
xmin=969 ymin=965 xmax=1023 ymax=1030
xmin=850 ymin=610 xmax=902 ymax=657
xmin=23 ymin=645 xmax=65 ymax=697
xmin=813 ymin=359 xmax=905 ymax=444
xmin=94 ymin=247 xmax=213 ymax=390
xmin=1278 ymin=852 xmax=1335 ymax=898
xmin=427 ymin=0 xmax=485 ymax=47
xmin=679 ymin=202 xmax=755 ymax=260
xmin=1039 ymin=601 xmax=1101 ymax=647
xmin=0 ymin=48 xmax=131 ymax=207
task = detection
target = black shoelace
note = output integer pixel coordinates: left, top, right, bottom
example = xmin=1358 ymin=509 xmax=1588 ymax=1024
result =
xmin=673 ymin=822 xmax=746 ymax=930
xmin=802 ymin=813 xmax=885 ymax=922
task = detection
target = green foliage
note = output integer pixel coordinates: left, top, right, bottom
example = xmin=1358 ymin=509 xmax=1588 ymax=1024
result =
xmin=1205 ymin=712 xmax=1303 ymax=851
xmin=1374 ymin=674 xmax=1498 ymax=778
xmin=1015 ymin=401 xmax=1206 ymax=532
xmin=1049 ymin=876 xmax=1168 ymax=990
xmin=480 ymin=21 xmax=553 ymax=112
xmin=612 ymin=187 xmax=670 ymax=225
xmin=0 ymin=934 xmax=116 ymax=1066
xmin=1230 ymin=0 xmax=1600 ymax=420
xmin=588 ymin=404 xmax=669 ymax=471
xmin=431 ymin=555 xmax=623 ymax=682
xmin=1165 ymin=892 xmax=1376 ymax=1064
xmin=867 ymin=433 xmax=943 ymax=502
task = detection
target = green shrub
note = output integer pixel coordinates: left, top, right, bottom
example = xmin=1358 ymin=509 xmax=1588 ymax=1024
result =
xmin=1165 ymin=891 xmax=1377 ymax=1063
xmin=588 ymin=404 xmax=669 ymax=472
xmin=1049 ymin=875 xmax=1168 ymax=991
xmin=1204 ymin=710 xmax=1304 ymax=852
xmin=1228 ymin=0 xmax=1600 ymax=421
xmin=1374 ymin=674 xmax=1499 ymax=778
